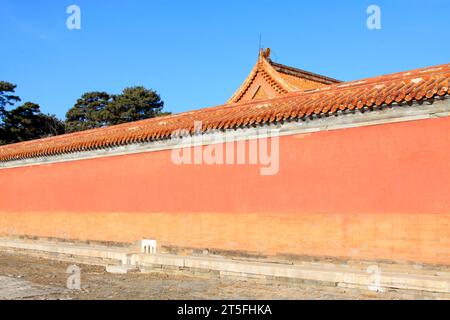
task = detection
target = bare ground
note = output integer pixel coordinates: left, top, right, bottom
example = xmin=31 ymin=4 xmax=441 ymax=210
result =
xmin=0 ymin=252 xmax=425 ymax=300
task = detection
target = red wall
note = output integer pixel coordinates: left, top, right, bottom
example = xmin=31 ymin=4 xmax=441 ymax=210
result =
xmin=1 ymin=116 xmax=450 ymax=264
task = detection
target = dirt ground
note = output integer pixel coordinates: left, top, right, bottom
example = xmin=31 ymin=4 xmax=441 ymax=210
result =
xmin=0 ymin=252 xmax=424 ymax=300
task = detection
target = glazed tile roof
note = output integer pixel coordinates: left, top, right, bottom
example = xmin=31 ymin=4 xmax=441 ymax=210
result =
xmin=0 ymin=62 xmax=449 ymax=162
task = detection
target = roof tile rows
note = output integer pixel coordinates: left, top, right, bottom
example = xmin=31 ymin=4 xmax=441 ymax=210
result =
xmin=0 ymin=62 xmax=449 ymax=162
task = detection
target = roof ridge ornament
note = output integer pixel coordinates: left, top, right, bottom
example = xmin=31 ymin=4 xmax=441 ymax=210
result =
xmin=259 ymin=47 xmax=271 ymax=61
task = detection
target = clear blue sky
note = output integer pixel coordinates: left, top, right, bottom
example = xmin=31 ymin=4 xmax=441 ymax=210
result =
xmin=1 ymin=0 xmax=449 ymax=119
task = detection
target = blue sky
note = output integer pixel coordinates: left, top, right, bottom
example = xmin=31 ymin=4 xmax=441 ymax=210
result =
xmin=1 ymin=0 xmax=449 ymax=119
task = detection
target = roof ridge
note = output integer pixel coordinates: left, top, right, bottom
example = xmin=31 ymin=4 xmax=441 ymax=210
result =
xmin=332 ymin=63 xmax=450 ymax=88
xmin=268 ymin=60 xmax=342 ymax=84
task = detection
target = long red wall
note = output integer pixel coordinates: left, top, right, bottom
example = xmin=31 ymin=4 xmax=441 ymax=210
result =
xmin=1 ymin=116 xmax=450 ymax=264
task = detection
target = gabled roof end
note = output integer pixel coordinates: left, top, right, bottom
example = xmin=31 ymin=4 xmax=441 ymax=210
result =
xmin=228 ymin=47 xmax=341 ymax=104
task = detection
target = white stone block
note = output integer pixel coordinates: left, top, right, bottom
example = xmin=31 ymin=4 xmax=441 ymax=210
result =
xmin=141 ymin=239 xmax=157 ymax=254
